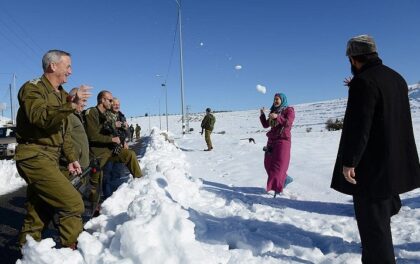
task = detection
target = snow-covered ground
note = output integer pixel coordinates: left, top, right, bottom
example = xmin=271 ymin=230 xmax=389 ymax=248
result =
xmin=2 ymin=90 xmax=420 ymax=263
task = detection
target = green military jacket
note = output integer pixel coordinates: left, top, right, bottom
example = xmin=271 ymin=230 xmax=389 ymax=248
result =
xmin=15 ymin=75 xmax=76 ymax=163
xmin=201 ymin=113 xmax=216 ymax=131
xmin=106 ymin=111 xmax=118 ymax=132
xmin=65 ymin=113 xmax=89 ymax=168
xmin=84 ymin=106 xmax=114 ymax=159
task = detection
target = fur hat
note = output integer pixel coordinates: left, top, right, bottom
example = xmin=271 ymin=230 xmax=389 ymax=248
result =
xmin=346 ymin=35 xmax=377 ymax=56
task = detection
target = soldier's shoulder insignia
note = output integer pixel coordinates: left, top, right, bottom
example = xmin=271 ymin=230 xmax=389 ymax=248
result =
xmin=29 ymin=77 xmax=41 ymax=85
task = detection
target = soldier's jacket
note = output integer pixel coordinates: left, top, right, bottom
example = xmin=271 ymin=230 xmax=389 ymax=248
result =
xmin=15 ymin=75 xmax=76 ymax=163
xmin=106 ymin=111 xmax=128 ymax=139
xmin=84 ymin=106 xmax=114 ymax=159
xmin=135 ymin=125 xmax=141 ymax=133
xmin=201 ymin=113 xmax=216 ymax=131
xmin=106 ymin=111 xmax=118 ymax=132
xmin=64 ymin=113 xmax=89 ymax=168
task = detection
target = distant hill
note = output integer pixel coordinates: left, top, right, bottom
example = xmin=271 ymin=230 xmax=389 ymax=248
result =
xmin=409 ymin=82 xmax=420 ymax=101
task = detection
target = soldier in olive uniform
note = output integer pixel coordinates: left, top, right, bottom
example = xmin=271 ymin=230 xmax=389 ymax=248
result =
xmin=106 ymin=97 xmax=129 ymax=146
xmin=102 ymin=97 xmax=131 ymax=198
xmin=135 ymin=124 xmax=141 ymax=140
xmin=200 ymin=108 xmax=216 ymax=151
xmin=60 ymin=87 xmax=90 ymax=176
xmin=15 ymin=50 xmax=91 ymax=248
xmin=129 ymin=124 xmax=135 ymax=142
xmin=84 ymin=90 xmax=142 ymax=204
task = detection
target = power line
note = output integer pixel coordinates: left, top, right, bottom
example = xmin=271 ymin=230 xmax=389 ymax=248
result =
xmin=0 ymin=8 xmax=44 ymax=54
xmin=0 ymin=17 xmax=41 ymax=59
xmin=0 ymin=28 xmax=39 ymax=72
xmin=163 ymin=13 xmax=179 ymax=86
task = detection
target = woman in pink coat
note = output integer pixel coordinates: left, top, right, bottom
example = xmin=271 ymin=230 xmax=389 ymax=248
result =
xmin=260 ymin=93 xmax=295 ymax=197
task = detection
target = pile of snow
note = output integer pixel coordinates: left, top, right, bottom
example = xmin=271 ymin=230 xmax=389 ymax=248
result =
xmin=0 ymin=159 xmax=25 ymax=195
xmin=18 ymin=129 xmax=227 ymax=264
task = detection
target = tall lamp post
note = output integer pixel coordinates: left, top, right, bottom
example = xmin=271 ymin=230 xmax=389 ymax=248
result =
xmin=175 ymin=0 xmax=186 ymax=134
xmin=158 ymin=97 xmax=162 ymax=130
xmin=162 ymin=83 xmax=169 ymax=132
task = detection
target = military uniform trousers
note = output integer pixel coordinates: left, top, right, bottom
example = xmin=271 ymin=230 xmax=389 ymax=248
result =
xmin=15 ymin=145 xmax=84 ymax=247
xmin=205 ymin=129 xmax=213 ymax=150
xmin=89 ymin=148 xmax=142 ymax=202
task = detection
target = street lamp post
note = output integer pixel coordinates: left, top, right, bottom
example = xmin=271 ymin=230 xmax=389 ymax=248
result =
xmin=175 ymin=0 xmax=186 ymax=134
xmin=162 ymin=83 xmax=169 ymax=132
xmin=158 ymin=97 xmax=162 ymax=130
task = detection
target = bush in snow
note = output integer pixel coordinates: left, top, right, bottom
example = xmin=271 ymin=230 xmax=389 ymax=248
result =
xmin=325 ymin=118 xmax=344 ymax=131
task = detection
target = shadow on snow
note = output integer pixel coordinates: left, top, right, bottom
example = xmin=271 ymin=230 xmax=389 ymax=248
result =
xmin=201 ymin=180 xmax=354 ymax=217
xmin=188 ymin=208 xmax=359 ymax=262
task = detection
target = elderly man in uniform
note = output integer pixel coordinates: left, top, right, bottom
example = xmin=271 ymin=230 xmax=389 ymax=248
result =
xmin=331 ymin=35 xmax=420 ymax=263
xmin=84 ymin=90 xmax=142 ymax=205
xmin=15 ymin=50 xmax=91 ymax=248
xmin=60 ymin=87 xmax=90 ymax=176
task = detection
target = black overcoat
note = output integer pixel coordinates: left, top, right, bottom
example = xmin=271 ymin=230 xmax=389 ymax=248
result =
xmin=331 ymin=58 xmax=420 ymax=198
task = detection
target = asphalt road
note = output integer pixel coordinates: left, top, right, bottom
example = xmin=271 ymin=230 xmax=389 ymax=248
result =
xmin=0 ymin=186 xmax=26 ymax=263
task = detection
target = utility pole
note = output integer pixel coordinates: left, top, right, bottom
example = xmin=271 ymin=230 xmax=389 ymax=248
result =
xmin=175 ymin=0 xmax=186 ymax=134
xmin=159 ymin=97 xmax=162 ymax=130
xmin=12 ymin=73 xmax=16 ymax=124
xmin=9 ymin=84 xmax=13 ymax=124
xmin=186 ymin=105 xmax=191 ymax=132
xmin=162 ymin=83 xmax=169 ymax=132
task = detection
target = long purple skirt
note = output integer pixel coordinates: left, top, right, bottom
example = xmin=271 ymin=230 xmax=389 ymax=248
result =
xmin=264 ymin=140 xmax=291 ymax=193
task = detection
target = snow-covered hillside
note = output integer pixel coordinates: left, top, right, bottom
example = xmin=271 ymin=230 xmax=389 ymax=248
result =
xmin=2 ymin=91 xmax=419 ymax=263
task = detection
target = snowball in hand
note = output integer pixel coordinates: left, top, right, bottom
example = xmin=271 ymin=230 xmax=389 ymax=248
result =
xmin=256 ymin=84 xmax=266 ymax=94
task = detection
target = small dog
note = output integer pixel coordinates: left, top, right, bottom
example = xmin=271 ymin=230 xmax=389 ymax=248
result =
xmin=240 ymin=138 xmax=255 ymax=144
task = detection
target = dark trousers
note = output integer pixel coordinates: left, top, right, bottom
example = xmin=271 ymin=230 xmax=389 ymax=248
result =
xmin=353 ymin=194 xmax=401 ymax=264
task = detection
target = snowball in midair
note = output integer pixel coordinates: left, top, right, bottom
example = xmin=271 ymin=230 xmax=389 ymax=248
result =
xmin=256 ymin=84 xmax=266 ymax=94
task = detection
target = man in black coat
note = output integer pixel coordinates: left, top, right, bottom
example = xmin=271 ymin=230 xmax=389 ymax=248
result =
xmin=331 ymin=35 xmax=420 ymax=263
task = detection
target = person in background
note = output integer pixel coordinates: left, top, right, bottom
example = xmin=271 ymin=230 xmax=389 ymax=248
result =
xmin=200 ymin=108 xmax=216 ymax=151
xmin=135 ymin=124 xmax=141 ymax=141
xmin=331 ymin=34 xmax=420 ymax=263
xmin=102 ymin=98 xmax=131 ymax=199
xmin=129 ymin=124 xmax=134 ymax=142
xmin=260 ymin=93 xmax=295 ymax=197
xmin=14 ymin=50 xmax=91 ymax=249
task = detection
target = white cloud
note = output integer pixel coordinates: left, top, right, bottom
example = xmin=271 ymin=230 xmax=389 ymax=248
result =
xmin=234 ymin=65 xmax=242 ymax=70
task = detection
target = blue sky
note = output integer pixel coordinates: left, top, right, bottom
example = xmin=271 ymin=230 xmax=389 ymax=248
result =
xmin=0 ymin=0 xmax=419 ymax=120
